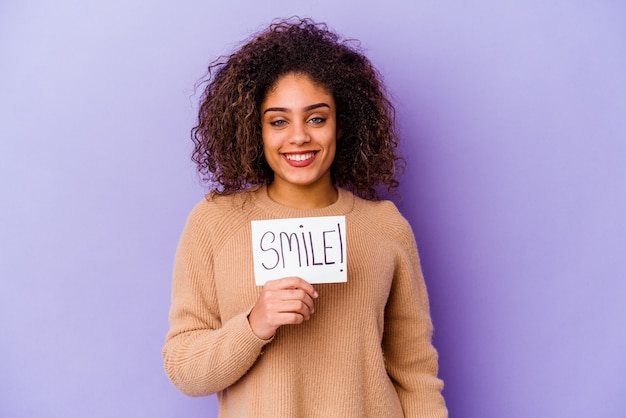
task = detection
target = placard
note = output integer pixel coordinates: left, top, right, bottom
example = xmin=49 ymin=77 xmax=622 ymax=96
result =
xmin=251 ymin=216 xmax=347 ymax=285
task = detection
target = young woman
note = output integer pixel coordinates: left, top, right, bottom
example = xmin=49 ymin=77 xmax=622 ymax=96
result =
xmin=163 ymin=18 xmax=448 ymax=417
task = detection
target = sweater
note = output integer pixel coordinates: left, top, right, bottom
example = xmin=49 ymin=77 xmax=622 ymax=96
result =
xmin=163 ymin=185 xmax=448 ymax=417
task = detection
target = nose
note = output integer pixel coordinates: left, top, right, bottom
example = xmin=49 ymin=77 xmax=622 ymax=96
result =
xmin=290 ymin=121 xmax=310 ymax=146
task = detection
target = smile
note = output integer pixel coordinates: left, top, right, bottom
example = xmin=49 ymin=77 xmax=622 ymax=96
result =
xmin=283 ymin=152 xmax=316 ymax=162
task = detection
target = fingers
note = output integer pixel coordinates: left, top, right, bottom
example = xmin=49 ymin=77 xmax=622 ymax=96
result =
xmin=266 ymin=277 xmax=318 ymax=317
xmin=277 ymin=298 xmax=314 ymax=319
xmin=265 ymin=276 xmax=319 ymax=299
xmin=248 ymin=277 xmax=318 ymax=340
xmin=262 ymin=277 xmax=318 ymax=319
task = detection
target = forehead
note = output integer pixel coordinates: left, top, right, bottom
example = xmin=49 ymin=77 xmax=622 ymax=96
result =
xmin=262 ymin=73 xmax=334 ymax=107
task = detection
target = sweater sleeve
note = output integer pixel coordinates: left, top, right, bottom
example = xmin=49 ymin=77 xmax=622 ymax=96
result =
xmin=382 ymin=217 xmax=448 ymax=417
xmin=162 ymin=205 xmax=270 ymax=397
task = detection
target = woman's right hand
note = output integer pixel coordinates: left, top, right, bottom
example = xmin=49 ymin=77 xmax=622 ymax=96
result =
xmin=248 ymin=277 xmax=318 ymax=340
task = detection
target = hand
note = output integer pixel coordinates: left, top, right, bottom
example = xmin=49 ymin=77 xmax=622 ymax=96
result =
xmin=248 ymin=277 xmax=318 ymax=340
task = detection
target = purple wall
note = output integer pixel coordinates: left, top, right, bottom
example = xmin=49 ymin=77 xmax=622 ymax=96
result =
xmin=1 ymin=1 xmax=625 ymax=417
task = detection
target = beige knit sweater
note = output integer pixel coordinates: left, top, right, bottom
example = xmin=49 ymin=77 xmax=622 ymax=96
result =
xmin=163 ymin=185 xmax=447 ymax=417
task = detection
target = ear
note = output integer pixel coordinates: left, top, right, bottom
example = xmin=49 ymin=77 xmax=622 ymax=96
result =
xmin=336 ymin=128 xmax=343 ymax=140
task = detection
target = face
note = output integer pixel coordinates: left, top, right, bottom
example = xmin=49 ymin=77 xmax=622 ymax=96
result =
xmin=260 ymin=73 xmax=338 ymax=195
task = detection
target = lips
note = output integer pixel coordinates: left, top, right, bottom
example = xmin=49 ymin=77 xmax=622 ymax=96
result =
xmin=282 ymin=151 xmax=317 ymax=167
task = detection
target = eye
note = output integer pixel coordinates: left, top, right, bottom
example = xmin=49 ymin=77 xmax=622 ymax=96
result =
xmin=269 ymin=119 xmax=287 ymax=127
xmin=308 ymin=117 xmax=326 ymax=125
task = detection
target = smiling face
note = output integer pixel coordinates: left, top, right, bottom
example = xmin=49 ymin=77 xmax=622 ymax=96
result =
xmin=260 ymin=73 xmax=338 ymax=206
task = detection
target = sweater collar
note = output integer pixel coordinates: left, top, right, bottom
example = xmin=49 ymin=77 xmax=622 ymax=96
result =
xmin=252 ymin=184 xmax=355 ymax=218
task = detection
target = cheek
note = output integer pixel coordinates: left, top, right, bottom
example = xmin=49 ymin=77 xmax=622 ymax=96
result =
xmin=261 ymin=129 xmax=282 ymax=149
xmin=260 ymin=132 xmax=273 ymax=154
xmin=329 ymin=141 xmax=337 ymax=162
xmin=261 ymin=134 xmax=281 ymax=167
xmin=325 ymin=130 xmax=338 ymax=155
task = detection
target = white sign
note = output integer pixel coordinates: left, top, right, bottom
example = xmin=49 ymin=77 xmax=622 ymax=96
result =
xmin=251 ymin=216 xmax=347 ymax=285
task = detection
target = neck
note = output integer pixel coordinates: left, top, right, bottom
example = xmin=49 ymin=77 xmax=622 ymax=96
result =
xmin=267 ymin=181 xmax=338 ymax=209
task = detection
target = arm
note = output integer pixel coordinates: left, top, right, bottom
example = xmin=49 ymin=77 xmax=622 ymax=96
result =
xmin=382 ymin=220 xmax=448 ymax=417
xmin=162 ymin=209 xmax=269 ymax=397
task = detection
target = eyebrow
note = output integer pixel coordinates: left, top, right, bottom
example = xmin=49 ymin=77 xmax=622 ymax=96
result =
xmin=262 ymin=102 xmax=330 ymax=115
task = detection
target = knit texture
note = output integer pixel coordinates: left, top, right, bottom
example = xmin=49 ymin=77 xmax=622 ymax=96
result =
xmin=163 ymin=185 xmax=448 ymax=417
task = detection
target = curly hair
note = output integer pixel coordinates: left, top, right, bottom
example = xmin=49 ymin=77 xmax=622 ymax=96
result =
xmin=191 ymin=17 xmax=402 ymax=200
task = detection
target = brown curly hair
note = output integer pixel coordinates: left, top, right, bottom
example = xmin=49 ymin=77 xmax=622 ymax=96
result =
xmin=191 ymin=17 xmax=402 ymax=200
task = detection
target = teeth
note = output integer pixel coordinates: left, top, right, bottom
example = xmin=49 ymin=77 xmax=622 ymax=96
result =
xmin=285 ymin=152 xmax=315 ymax=161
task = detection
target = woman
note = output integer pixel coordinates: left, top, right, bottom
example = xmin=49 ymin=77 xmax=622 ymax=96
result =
xmin=163 ymin=17 xmax=448 ymax=417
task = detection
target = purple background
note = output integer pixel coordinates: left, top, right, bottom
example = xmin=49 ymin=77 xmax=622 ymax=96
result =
xmin=1 ymin=1 xmax=625 ymax=417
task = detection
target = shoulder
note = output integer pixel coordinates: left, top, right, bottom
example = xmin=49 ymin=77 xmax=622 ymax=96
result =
xmin=188 ymin=186 xmax=263 ymax=219
xmin=183 ymin=188 xmax=259 ymax=243
xmin=349 ymin=194 xmax=415 ymax=246
xmin=350 ymin=193 xmax=409 ymax=228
